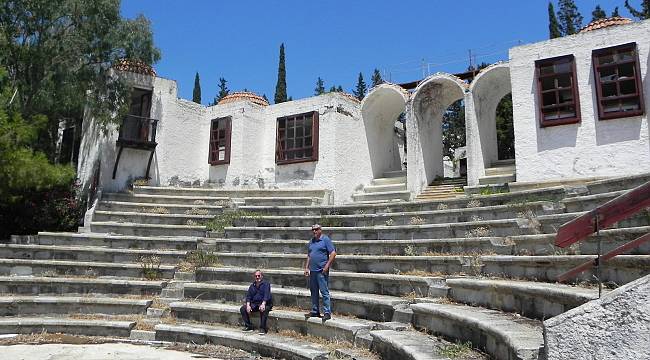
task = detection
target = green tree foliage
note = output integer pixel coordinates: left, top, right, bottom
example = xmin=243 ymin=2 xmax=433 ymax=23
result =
xmin=625 ymin=0 xmax=650 ymax=19
xmin=442 ymin=99 xmax=465 ymax=160
xmin=496 ymin=94 xmax=515 ymax=159
xmin=353 ymin=72 xmax=367 ymax=100
xmin=192 ymin=72 xmax=201 ymax=104
xmin=274 ymin=43 xmax=287 ymax=104
xmin=371 ymin=69 xmax=384 ymax=88
xmin=212 ymin=77 xmax=229 ymax=105
xmin=314 ymin=77 xmax=325 ymax=95
xmin=548 ymin=2 xmax=563 ymax=39
xmin=328 ymin=85 xmax=343 ymax=93
xmin=612 ymin=6 xmax=621 ymax=17
xmin=557 ymin=0 xmax=584 ymax=35
xmin=592 ymin=5 xmax=607 ymax=21
xmin=0 ymin=0 xmax=160 ymax=159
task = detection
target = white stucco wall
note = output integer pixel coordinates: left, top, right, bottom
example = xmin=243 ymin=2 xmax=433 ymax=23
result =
xmin=544 ymin=274 xmax=650 ymax=360
xmin=510 ymin=19 xmax=650 ymax=183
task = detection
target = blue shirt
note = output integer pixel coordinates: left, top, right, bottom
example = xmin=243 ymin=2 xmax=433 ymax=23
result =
xmin=245 ymin=280 xmax=272 ymax=306
xmin=308 ymin=235 xmax=335 ymax=272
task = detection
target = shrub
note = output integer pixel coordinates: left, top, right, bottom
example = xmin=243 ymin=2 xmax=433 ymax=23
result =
xmin=139 ymin=255 xmax=162 ymax=280
xmin=184 ymin=250 xmax=220 ymax=269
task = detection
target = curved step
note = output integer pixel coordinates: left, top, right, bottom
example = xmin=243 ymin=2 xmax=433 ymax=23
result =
xmin=93 ymin=210 xmax=213 ymax=226
xmin=90 ymin=221 xmax=206 ymax=237
xmin=35 ymin=232 xmax=198 ymax=250
xmin=411 ymin=302 xmax=543 ymax=360
xmin=0 ymin=259 xmax=176 ymax=279
xmin=370 ymin=329 xmax=484 ymax=360
xmin=97 ymin=200 xmax=224 ymax=215
xmin=0 ymin=317 xmax=135 ymax=337
xmin=0 ymin=276 xmax=165 ymax=296
xmin=154 ymin=323 xmax=329 ymax=360
xmin=0 ymin=296 xmax=151 ymax=316
xmin=133 ymin=186 xmax=327 ymax=199
xmin=103 ymin=192 xmax=231 ymax=205
xmin=0 ymin=244 xmax=185 ymax=264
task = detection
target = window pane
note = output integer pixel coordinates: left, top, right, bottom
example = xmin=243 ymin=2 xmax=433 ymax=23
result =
xmin=218 ymin=150 xmax=225 ymax=161
xmin=286 ymin=139 xmax=294 ymax=149
xmin=603 ymin=99 xmax=621 ymax=113
xmin=599 ymin=67 xmax=616 ymax=82
xmin=539 ymin=64 xmax=555 ymax=75
xmin=599 ymin=53 xmax=615 ymax=65
xmin=287 ymin=127 xmax=294 ymax=138
xmin=617 ymin=50 xmax=634 ymax=62
xmin=620 ymin=80 xmax=636 ymax=95
xmin=217 ymin=120 xmax=225 ymax=129
xmin=542 ymin=92 xmax=557 ymax=106
xmin=278 ymin=119 xmax=286 ymax=128
xmin=305 ymin=137 xmax=312 ymax=146
xmin=295 ymin=126 xmax=303 ymax=137
xmin=558 ymin=90 xmax=573 ymax=104
xmin=305 ymin=149 xmax=313 ymax=158
xmin=557 ymin=106 xmax=576 ymax=119
xmin=541 ymin=77 xmax=555 ymax=91
xmin=556 ymin=74 xmax=571 ymax=88
xmin=601 ymin=83 xmax=617 ymax=98
xmin=619 ymin=63 xmax=635 ymax=79
xmin=554 ymin=61 xmax=571 ymax=73
xmin=622 ymin=98 xmax=640 ymax=112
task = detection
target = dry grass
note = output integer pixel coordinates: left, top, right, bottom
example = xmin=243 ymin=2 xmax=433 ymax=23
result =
xmin=185 ymin=208 xmax=209 ymax=215
xmin=400 ymin=269 xmax=444 ymax=277
xmin=0 ymin=331 xmax=110 ymax=346
xmin=141 ymin=206 xmax=170 ymax=214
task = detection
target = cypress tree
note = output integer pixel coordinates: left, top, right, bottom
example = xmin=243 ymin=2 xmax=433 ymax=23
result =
xmin=314 ymin=77 xmax=325 ymax=95
xmin=548 ymin=2 xmax=562 ymax=39
xmin=274 ymin=43 xmax=288 ymax=104
xmin=353 ymin=72 xmax=367 ymax=100
xmin=612 ymin=6 xmax=620 ymax=17
xmin=337 ymin=85 xmax=343 ymax=92
xmin=625 ymin=0 xmax=650 ymax=19
xmin=591 ymin=5 xmax=607 ymax=21
xmin=212 ymin=77 xmax=229 ymax=105
xmin=557 ymin=0 xmax=584 ymax=35
xmin=192 ymin=72 xmax=201 ymax=104
xmin=371 ymin=69 xmax=383 ymax=88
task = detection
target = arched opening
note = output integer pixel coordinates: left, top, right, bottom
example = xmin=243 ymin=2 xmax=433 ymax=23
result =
xmin=409 ymin=75 xmax=466 ymax=194
xmin=361 ymin=84 xmax=408 ymax=178
xmin=442 ymin=99 xmax=467 ymax=179
xmin=496 ymin=93 xmax=514 ymax=160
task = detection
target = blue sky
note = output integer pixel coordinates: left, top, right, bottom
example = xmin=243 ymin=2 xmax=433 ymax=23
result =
xmin=121 ymin=1 xmax=637 ymax=104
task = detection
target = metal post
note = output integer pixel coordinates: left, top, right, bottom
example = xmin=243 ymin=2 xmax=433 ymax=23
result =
xmin=595 ymin=213 xmax=602 ymax=298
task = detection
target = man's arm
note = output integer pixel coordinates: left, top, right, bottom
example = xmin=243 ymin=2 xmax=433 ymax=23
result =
xmin=322 ymin=250 xmax=336 ymax=273
xmin=260 ymin=282 xmax=271 ymax=312
xmin=304 ymin=255 xmax=311 ymax=276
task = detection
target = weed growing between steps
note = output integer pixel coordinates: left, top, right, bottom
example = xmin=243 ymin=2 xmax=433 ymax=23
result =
xmin=277 ymin=329 xmax=380 ymax=359
xmin=177 ymin=250 xmax=220 ymax=271
xmin=138 ymin=255 xmax=162 ymax=280
xmin=319 ymin=216 xmax=344 ymax=227
xmin=204 ymin=210 xmax=261 ymax=233
xmin=141 ymin=206 xmax=170 ymax=214
xmin=439 ymin=340 xmax=476 ymax=358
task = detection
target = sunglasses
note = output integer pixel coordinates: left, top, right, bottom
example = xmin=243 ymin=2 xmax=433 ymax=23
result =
xmin=255 ymin=275 xmax=262 ymax=278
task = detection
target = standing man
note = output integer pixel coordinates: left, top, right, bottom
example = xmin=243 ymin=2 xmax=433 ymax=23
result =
xmin=240 ymin=269 xmax=272 ymax=335
xmin=304 ymin=223 xmax=336 ymax=321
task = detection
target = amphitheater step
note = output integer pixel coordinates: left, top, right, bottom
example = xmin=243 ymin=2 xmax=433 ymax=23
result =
xmin=372 ymin=176 xmax=407 ymax=186
xmin=369 ymin=329 xmax=486 ymax=360
xmin=182 ymin=282 xmax=407 ymax=322
xmin=492 ymin=159 xmax=516 ymax=167
xmin=383 ymin=170 xmax=407 ymax=178
xmin=154 ymin=323 xmax=330 ymax=360
xmin=0 ymin=244 xmax=186 ymax=264
xmin=561 ymin=189 xmax=625 ymax=213
xmin=411 ymin=302 xmax=543 ymax=360
xmin=485 ymin=164 xmax=516 ymax=176
xmin=0 ymin=259 xmax=176 ymax=279
xmin=0 ymin=276 xmax=165 ymax=296
xmin=102 ymin=192 xmax=231 ymax=206
xmin=170 ymin=301 xmax=375 ymax=344
xmin=90 ymin=221 xmax=206 ymax=237
xmin=352 ymin=190 xmax=411 ymax=203
xmin=194 ymin=267 xmax=447 ymax=297
xmin=97 ymin=200 xmax=224 ymax=215
xmin=134 ymin=185 xmax=328 ymax=200
xmin=583 ymin=172 xmax=650 ymax=195
xmin=0 ymin=317 xmax=135 ymax=338
xmin=34 ymin=232 xmax=198 ymax=250
xmin=241 ymin=197 xmax=321 ymax=206
xmin=446 ymin=278 xmax=600 ymax=320
xmin=0 ymin=296 xmax=152 ymax=316
xmin=478 ymin=174 xmax=516 ymax=185
xmin=93 ymin=210 xmax=213 ymax=226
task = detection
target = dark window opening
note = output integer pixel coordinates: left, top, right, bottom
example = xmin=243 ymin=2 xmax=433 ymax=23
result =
xmin=593 ymin=43 xmax=645 ymax=120
xmin=535 ymin=55 xmax=581 ymax=127
xmin=276 ymin=111 xmax=319 ymax=164
xmin=209 ymin=117 xmax=232 ymax=165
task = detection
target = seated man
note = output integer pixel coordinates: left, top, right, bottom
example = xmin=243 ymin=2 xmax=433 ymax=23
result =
xmin=240 ymin=269 xmax=273 ymax=335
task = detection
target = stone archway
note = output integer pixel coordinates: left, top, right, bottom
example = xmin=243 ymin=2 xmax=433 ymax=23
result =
xmin=409 ymin=74 xmax=467 ymax=195
xmin=361 ymin=84 xmax=409 ymax=178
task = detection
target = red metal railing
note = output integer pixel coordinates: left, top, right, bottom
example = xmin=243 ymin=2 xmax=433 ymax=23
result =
xmin=555 ymin=180 xmax=650 ymax=285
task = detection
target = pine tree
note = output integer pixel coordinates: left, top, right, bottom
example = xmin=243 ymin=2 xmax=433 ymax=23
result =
xmin=337 ymin=85 xmax=343 ymax=92
xmin=274 ymin=43 xmax=287 ymax=104
xmin=548 ymin=2 xmax=562 ymax=39
xmin=591 ymin=5 xmax=607 ymax=21
xmin=612 ymin=6 xmax=620 ymax=17
xmin=192 ymin=72 xmax=201 ymax=104
xmin=371 ymin=69 xmax=383 ymax=88
xmin=353 ymin=72 xmax=367 ymax=100
xmin=625 ymin=0 xmax=650 ymax=19
xmin=212 ymin=77 xmax=229 ymax=105
xmin=557 ymin=0 xmax=584 ymax=35
xmin=314 ymin=77 xmax=325 ymax=95
xmin=262 ymin=94 xmax=269 ymax=103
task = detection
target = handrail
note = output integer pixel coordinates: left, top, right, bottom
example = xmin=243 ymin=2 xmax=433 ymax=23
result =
xmin=555 ymin=180 xmax=650 ymax=283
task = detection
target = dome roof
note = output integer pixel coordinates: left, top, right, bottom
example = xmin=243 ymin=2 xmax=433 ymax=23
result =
xmin=113 ymin=58 xmax=156 ymax=76
xmin=217 ymin=91 xmax=269 ymax=106
xmin=579 ymin=17 xmax=633 ymax=33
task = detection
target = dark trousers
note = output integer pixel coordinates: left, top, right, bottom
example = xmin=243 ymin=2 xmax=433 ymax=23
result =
xmin=240 ymin=303 xmax=271 ymax=330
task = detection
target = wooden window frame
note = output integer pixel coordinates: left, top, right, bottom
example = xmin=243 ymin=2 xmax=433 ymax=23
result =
xmin=208 ymin=117 xmax=232 ymax=165
xmin=535 ymin=54 xmax=581 ymax=128
xmin=275 ymin=111 xmax=319 ymax=165
xmin=592 ymin=42 xmax=645 ymax=120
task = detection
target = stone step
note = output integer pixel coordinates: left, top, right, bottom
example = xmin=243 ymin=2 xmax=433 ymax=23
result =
xmin=97 ymin=201 xmax=225 ymax=215
xmin=446 ymin=278 xmax=600 ymax=320
xmin=183 ymin=283 xmax=407 ymax=322
xmin=0 ymin=259 xmax=176 ymax=279
xmin=0 ymin=296 xmax=152 ymax=316
xmin=232 ymin=201 xmax=562 ymax=228
xmin=492 ymin=159 xmax=516 ymax=166
xmin=370 ymin=329 xmax=481 ymax=360
xmin=90 ymin=221 xmax=206 ymax=237
xmin=352 ymin=190 xmax=411 ymax=203
xmin=242 ymin=197 xmax=321 ymax=206
xmin=411 ymin=302 xmax=543 ymax=360
xmin=134 ymin=185 xmax=327 ymax=199
xmin=93 ymin=210 xmax=214 ymax=226
xmin=372 ymin=176 xmax=407 ymax=186
xmin=363 ymin=183 xmax=407 ymax=193
xmin=485 ymin=164 xmax=516 ymax=176
xmin=33 ymin=232 xmax=198 ymax=250
xmin=0 ymin=317 xmax=135 ymax=338
xmin=154 ymin=323 xmax=330 ymax=360
xmin=383 ymin=170 xmax=407 ymax=178
xmin=478 ymin=174 xmax=517 ymax=185
xmin=194 ymin=267 xmax=447 ymax=297
xmin=103 ymin=192 xmax=231 ymax=205
xmin=583 ymin=172 xmax=650 ymax=195
xmin=561 ymin=189 xmax=625 ymax=213
xmin=0 ymin=244 xmax=186 ymax=264
xmin=0 ymin=276 xmax=165 ymax=296
xmin=207 ymin=226 xmax=650 ymax=256
xmin=170 ymin=301 xmax=375 ymax=344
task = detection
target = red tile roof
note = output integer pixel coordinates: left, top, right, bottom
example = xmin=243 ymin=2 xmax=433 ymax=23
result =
xmin=113 ymin=58 xmax=156 ymax=76
xmin=217 ymin=91 xmax=269 ymax=106
xmin=579 ymin=17 xmax=633 ymax=33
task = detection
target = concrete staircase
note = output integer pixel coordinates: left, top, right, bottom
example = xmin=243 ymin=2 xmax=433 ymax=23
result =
xmin=415 ymin=177 xmax=466 ymax=201
xmin=352 ymin=170 xmax=410 ymax=203
xmin=479 ymin=158 xmax=516 ymax=185
xmin=3 ymin=174 xmax=650 ymax=359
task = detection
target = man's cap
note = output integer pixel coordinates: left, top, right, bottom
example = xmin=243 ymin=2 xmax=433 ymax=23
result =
xmin=311 ymin=224 xmax=322 ymax=230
